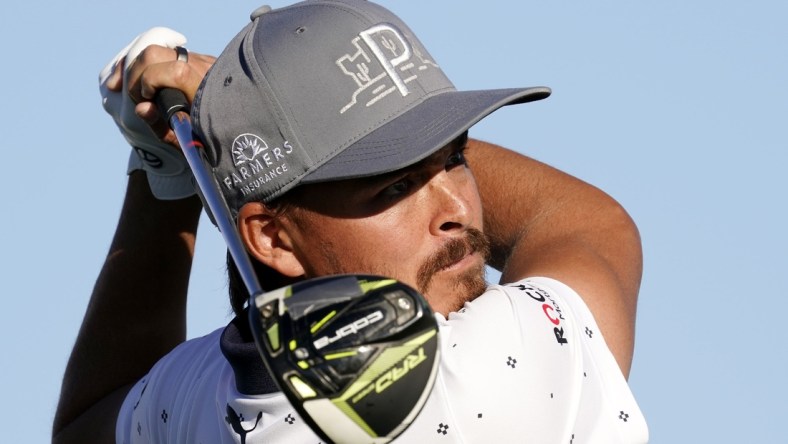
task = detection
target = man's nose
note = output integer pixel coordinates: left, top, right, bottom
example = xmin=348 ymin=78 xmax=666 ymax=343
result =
xmin=427 ymin=170 xmax=474 ymax=236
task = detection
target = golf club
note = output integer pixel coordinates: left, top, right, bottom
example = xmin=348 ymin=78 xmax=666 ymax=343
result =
xmin=156 ymin=88 xmax=440 ymax=443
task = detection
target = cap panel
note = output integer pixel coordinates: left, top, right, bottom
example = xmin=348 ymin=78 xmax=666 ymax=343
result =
xmin=194 ymin=16 xmax=314 ymax=210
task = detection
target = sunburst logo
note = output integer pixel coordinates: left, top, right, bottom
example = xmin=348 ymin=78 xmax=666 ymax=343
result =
xmin=231 ymin=134 xmax=268 ymax=166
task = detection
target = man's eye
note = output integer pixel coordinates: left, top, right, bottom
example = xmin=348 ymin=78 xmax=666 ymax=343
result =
xmin=381 ymin=179 xmax=411 ymax=199
xmin=446 ymin=149 xmax=467 ymax=168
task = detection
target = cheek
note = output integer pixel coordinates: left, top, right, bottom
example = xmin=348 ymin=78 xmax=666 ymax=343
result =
xmin=341 ymin=216 xmax=420 ymax=264
xmin=310 ymin=213 xmax=426 ymax=280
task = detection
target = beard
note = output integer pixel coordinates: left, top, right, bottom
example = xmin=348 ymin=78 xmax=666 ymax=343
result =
xmin=416 ymin=227 xmax=491 ymax=311
xmin=315 ymin=227 xmax=491 ymax=314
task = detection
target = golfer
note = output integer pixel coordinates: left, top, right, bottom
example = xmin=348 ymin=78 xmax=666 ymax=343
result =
xmin=54 ymin=1 xmax=648 ymax=442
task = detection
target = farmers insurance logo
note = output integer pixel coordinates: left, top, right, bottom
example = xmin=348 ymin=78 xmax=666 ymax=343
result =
xmin=222 ymin=133 xmax=294 ymax=196
xmin=336 ymin=23 xmax=439 ymax=114
xmin=232 ymin=134 xmax=269 ymax=166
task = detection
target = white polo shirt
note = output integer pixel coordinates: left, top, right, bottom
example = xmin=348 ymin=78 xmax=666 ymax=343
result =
xmin=117 ymin=277 xmax=648 ymax=443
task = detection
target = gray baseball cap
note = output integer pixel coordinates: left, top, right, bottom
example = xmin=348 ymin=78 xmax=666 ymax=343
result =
xmin=192 ymin=0 xmax=550 ymax=216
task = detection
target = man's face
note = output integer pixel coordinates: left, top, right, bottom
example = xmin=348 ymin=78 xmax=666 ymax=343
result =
xmin=279 ymin=137 xmax=489 ymax=316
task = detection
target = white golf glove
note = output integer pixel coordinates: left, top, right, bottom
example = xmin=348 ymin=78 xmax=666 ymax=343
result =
xmin=99 ymin=27 xmax=195 ymax=200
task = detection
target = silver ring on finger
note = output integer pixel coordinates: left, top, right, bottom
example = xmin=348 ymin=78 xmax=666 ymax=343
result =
xmin=175 ymin=46 xmax=189 ymax=63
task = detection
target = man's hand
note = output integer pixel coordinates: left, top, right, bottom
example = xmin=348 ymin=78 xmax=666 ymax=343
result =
xmin=100 ymin=27 xmax=213 ymax=200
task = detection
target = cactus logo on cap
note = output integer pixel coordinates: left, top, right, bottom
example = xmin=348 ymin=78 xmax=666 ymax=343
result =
xmin=336 ymin=23 xmax=439 ymax=114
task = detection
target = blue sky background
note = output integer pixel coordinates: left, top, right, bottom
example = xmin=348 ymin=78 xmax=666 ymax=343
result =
xmin=2 ymin=1 xmax=786 ymax=442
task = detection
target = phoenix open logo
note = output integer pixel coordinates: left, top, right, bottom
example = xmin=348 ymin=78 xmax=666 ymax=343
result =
xmin=336 ymin=23 xmax=439 ymax=114
xmin=231 ymin=134 xmax=268 ymax=166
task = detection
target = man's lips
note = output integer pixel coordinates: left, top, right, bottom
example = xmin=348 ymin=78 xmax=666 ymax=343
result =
xmin=416 ymin=227 xmax=490 ymax=293
xmin=439 ymin=249 xmax=478 ymax=272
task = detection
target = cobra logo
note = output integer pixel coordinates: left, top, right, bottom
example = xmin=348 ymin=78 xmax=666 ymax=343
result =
xmin=313 ymin=311 xmax=384 ymax=350
xmin=133 ymin=147 xmax=163 ymax=168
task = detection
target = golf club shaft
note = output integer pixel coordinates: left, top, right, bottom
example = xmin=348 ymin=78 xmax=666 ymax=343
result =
xmin=156 ymin=88 xmax=264 ymax=300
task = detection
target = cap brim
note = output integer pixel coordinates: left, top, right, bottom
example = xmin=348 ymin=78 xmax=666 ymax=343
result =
xmin=300 ymin=86 xmax=551 ymax=184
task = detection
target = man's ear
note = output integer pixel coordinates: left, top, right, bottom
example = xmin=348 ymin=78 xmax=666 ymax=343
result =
xmin=238 ymin=202 xmax=305 ymax=278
